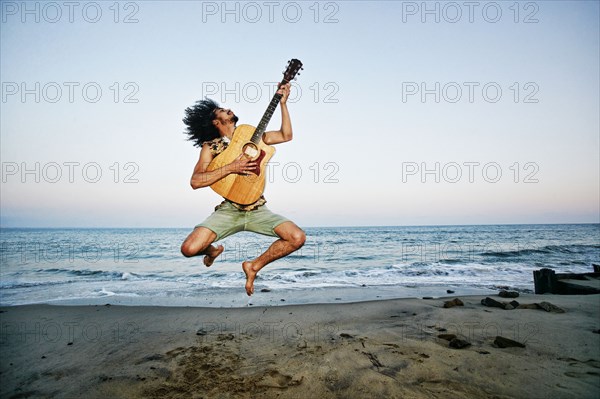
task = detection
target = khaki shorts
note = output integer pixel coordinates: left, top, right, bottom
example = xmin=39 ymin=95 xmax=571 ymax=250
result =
xmin=195 ymin=201 xmax=290 ymax=241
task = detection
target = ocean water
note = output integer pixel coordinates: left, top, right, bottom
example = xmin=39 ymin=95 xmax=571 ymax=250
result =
xmin=0 ymin=224 xmax=598 ymax=307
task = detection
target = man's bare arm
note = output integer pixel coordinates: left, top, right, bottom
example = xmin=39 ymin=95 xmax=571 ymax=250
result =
xmin=190 ymin=144 xmax=257 ymax=189
xmin=263 ymin=83 xmax=293 ymax=145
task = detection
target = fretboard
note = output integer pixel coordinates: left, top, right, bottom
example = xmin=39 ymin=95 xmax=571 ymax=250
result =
xmin=250 ymin=81 xmax=288 ymax=144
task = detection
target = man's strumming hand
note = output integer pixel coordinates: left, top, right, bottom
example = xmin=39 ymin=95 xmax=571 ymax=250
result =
xmin=228 ymin=154 xmax=258 ymax=175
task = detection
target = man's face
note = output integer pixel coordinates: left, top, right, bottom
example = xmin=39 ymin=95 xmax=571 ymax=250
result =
xmin=212 ymin=108 xmax=239 ymax=126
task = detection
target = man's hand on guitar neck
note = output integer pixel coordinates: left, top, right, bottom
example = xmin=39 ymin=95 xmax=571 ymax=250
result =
xmin=277 ymin=82 xmax=291 ymax=105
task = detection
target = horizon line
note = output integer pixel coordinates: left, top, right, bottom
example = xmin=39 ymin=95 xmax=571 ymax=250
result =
xmin=1 ymin=222 xmax=599 ymax=230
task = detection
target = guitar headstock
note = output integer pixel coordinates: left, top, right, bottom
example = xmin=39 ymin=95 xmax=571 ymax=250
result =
xmin=282 ymin=59 xmax=303 ymax=83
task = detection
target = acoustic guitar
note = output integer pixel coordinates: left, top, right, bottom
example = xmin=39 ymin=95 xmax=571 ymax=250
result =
xmin=206 ymin=59 xmax=303 ymax=205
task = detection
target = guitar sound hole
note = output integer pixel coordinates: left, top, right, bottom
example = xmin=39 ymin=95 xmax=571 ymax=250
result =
xmin=242 ymin=143 xmax=259 ymax=160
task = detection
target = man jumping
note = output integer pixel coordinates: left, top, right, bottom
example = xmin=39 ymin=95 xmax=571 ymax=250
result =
xmin=180 ymin=83 xmax=305 ymax=296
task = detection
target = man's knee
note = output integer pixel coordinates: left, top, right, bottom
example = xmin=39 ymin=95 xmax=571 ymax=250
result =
xmin=181 ymin=239 xmax=210 ymax=258
xmin=181 ymin=227 xmax=216 ymax=258
xmin=181 ymin=242 xmax=195 ymax=258
xmin=290 ymin=229 xmax=306 ymax=249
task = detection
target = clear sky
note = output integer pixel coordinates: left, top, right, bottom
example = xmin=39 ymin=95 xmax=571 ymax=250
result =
xmin=1 ymin=0 xmax=598 ymax=227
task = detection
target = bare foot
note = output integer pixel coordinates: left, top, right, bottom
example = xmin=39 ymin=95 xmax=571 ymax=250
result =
xmin=203 ymin=245 xmax=224 ymax=267
xmin=242 ymin=261 xmax=258 ymax=296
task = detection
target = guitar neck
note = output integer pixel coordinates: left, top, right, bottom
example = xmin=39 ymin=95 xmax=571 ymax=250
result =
xmin=250 ymin=79 xmax=289 ymax=144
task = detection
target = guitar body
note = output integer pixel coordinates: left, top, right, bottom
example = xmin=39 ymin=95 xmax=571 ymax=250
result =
xmin=206 ymin=124 xmax=275 ymax=205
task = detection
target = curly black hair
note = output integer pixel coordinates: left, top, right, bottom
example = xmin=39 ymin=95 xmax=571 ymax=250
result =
xmin=182 ymin=98 xmax=221 ymax=147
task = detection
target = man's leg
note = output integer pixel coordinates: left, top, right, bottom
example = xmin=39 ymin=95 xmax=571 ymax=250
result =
xmin=242 ymin=221 xmax=306 ymax=295
xmin=180 ymin=227 xmax=224 ymax=267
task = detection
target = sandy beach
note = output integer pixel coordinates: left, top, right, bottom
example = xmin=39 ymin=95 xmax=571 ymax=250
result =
xmin=1 ymin=294 xmax=599 ymax=398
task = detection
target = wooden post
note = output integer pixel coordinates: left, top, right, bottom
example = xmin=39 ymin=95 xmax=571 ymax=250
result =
xmin=533 ymin=268 xmax=557 ymax=294
xmin=593 ymin=264 xmax=600 ymax=273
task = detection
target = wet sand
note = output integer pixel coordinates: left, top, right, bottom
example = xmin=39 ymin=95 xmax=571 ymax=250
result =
xmin=1 ymin=294 xmax=599 ymax=398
